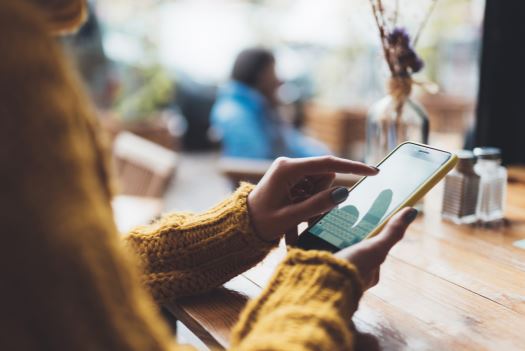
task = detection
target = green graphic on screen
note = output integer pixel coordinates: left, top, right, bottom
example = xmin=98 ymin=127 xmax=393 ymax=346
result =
xmin=310 ymin=189 xmax=393 ymax=248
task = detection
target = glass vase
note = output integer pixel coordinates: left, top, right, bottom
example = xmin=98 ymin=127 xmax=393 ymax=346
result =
xmin=365 ymin=94 xmax=429 ymax=164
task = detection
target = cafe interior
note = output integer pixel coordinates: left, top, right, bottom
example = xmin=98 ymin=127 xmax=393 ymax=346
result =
xmin=3 ymin=0 xmax=525 ymax=350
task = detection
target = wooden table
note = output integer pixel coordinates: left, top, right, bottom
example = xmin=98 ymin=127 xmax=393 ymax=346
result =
xmin=165 ymin=182 xmax=525 ymax=350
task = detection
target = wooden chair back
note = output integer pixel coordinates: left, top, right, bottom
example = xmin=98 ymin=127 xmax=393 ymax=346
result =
xmin=303 ymin=103 xmax=367 ymax=159
xmin=113 ymin=132 xmax=178 ymax=198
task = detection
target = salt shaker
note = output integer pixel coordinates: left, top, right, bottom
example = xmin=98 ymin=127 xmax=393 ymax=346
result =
xmin=473 ymin=147 xmax=507 ymax=223
xmin=442 ymin=150 xmax=480 ymax=224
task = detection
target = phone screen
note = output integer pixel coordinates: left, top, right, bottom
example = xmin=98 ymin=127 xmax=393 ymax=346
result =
xmin=306 ymin=143 xmax=451 ymax=250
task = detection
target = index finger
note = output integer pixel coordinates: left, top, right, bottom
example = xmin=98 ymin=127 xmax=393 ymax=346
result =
xmin=286 ymin=156 xmax=379 ymax=180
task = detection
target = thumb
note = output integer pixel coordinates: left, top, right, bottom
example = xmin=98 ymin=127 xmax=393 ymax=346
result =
xmin=280 ymin=186 xmax=349 ymax=228
xmin=365 ymin=207 xmax=418 ymax=262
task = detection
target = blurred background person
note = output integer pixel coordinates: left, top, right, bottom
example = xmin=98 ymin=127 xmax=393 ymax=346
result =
xmin=211 ymin=47 xmax=330 ymax=159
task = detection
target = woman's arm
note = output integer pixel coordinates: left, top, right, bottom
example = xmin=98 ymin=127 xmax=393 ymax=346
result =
xmin=125 ymin=183 xmax=278 ymax=302
xmin=125 ymin=156 xmax=380 ymax=303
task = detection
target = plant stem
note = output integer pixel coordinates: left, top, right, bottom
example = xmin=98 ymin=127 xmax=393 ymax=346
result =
xmin=413 ymin=0 xmax=438 ymax=48
xmin=369 ymin=0 xmax=395 ymax=74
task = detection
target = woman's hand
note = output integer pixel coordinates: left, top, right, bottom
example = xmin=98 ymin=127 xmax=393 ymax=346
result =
xmin=335 ymin=207 xmax=418 ymax=290
xmin=247 ymin=156 xmax=379 ymax=242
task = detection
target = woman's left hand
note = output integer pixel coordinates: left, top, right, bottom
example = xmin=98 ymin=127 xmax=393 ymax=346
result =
xmin=247 ymin=156 xmax=379 ymax=243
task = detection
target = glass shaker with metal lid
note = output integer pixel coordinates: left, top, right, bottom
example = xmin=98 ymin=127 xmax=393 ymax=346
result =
xmin=474 ymin=147 xmax=507 ymax=223
xmin=442 ymin=150 xmax=480 ymax=224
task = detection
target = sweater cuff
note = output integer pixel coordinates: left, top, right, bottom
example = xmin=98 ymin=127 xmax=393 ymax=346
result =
xmin=271 ymin=248 xmax=364 ymax=310
xmin=232 ymin=248 xmax=364 ymax=343
xmin=231 ymin=182 xmax=279 ymax=252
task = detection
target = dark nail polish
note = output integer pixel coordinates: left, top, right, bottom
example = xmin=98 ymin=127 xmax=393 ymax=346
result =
xmin=405 ymin=208 xmax=419 ymax=224
xmin=331 ymin=187 xmax=349 ymax=204
xmin=371 ymin=166 xmax=380 ymax=172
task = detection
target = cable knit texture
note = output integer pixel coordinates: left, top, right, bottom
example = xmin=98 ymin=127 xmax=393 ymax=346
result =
xmin=0 ymin=1 xmax=363 ymax=350
xmin=126 ymin=183 xmax=277 ymax=302
xmin=231 ymin=249 xmax=363 ymax=350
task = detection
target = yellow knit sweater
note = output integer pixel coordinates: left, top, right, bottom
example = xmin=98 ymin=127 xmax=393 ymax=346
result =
xmin=0 ymin=1 xmax=363 ymax=350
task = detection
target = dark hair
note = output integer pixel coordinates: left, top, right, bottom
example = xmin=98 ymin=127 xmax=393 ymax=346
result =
xmin=231 ymin=48 xmax=275 ymax=87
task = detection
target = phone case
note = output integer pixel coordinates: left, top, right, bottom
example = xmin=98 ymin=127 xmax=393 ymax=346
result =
xmin=349 ymin=141 xmax=458 ymax=240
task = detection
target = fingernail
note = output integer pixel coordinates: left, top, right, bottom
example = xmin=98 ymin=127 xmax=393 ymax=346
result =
xmin=331 ymin=187 xmax=349 ymax=204
xmin=404 ymin=208 xmax=419 ymax=224
xmin=370 ymin=165 xmax=380 ymax=172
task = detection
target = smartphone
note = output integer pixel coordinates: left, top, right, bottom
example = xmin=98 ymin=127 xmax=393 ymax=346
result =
xmin=296 ymin=142 xmax=458 ymax=252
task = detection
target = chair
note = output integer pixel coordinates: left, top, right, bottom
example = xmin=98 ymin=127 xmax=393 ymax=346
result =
xmin=113 ymin=131 xmax=178 ymax=198
xmin=419 ymin=92 xmax=475 ymax=134
xmin=303 ymin=103 xmax=367 ymax=160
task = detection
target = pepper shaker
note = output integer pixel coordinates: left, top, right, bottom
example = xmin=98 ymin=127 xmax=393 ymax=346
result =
xmin=442 ymin=150 xmax=480 ymax=224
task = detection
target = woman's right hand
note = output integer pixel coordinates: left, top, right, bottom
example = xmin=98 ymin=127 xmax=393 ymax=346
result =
xmin=247 ymin=156 xmax=379 ymax=243
xmin=335 ymin=207 xmax=418 ymax=290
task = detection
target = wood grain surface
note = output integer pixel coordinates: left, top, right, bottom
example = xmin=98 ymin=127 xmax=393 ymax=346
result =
xmin=164 ymin=180 xmax=525 ymax=350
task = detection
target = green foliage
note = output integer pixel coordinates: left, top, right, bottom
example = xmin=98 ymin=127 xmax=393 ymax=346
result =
xmin=115 ymin=65 xmax=174 ymax=122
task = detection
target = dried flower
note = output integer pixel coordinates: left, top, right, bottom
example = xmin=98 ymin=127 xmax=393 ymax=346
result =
xmin=387 ymin=27 xmax=424 ymax=75
xmin=368 ymin=0 xmax=437 ymax=78
xmin=387 ymin=27 xmax=410 ymax=46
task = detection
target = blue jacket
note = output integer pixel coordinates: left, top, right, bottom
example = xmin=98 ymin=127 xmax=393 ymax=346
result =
xmin=211 ymin=82 xmax=330 ymax=159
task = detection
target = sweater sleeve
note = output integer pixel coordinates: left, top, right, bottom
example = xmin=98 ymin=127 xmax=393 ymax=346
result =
xmin=125 ymin=183 xmax=278 ymax=303
xmin=230 ymin=249 xmax=363 ymax=351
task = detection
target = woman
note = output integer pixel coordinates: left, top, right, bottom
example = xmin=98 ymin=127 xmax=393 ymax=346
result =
xmin=0 ymin=1 xmax=417 ymax=350
xmin=211 ymin=48 xmax=330 ymax=159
